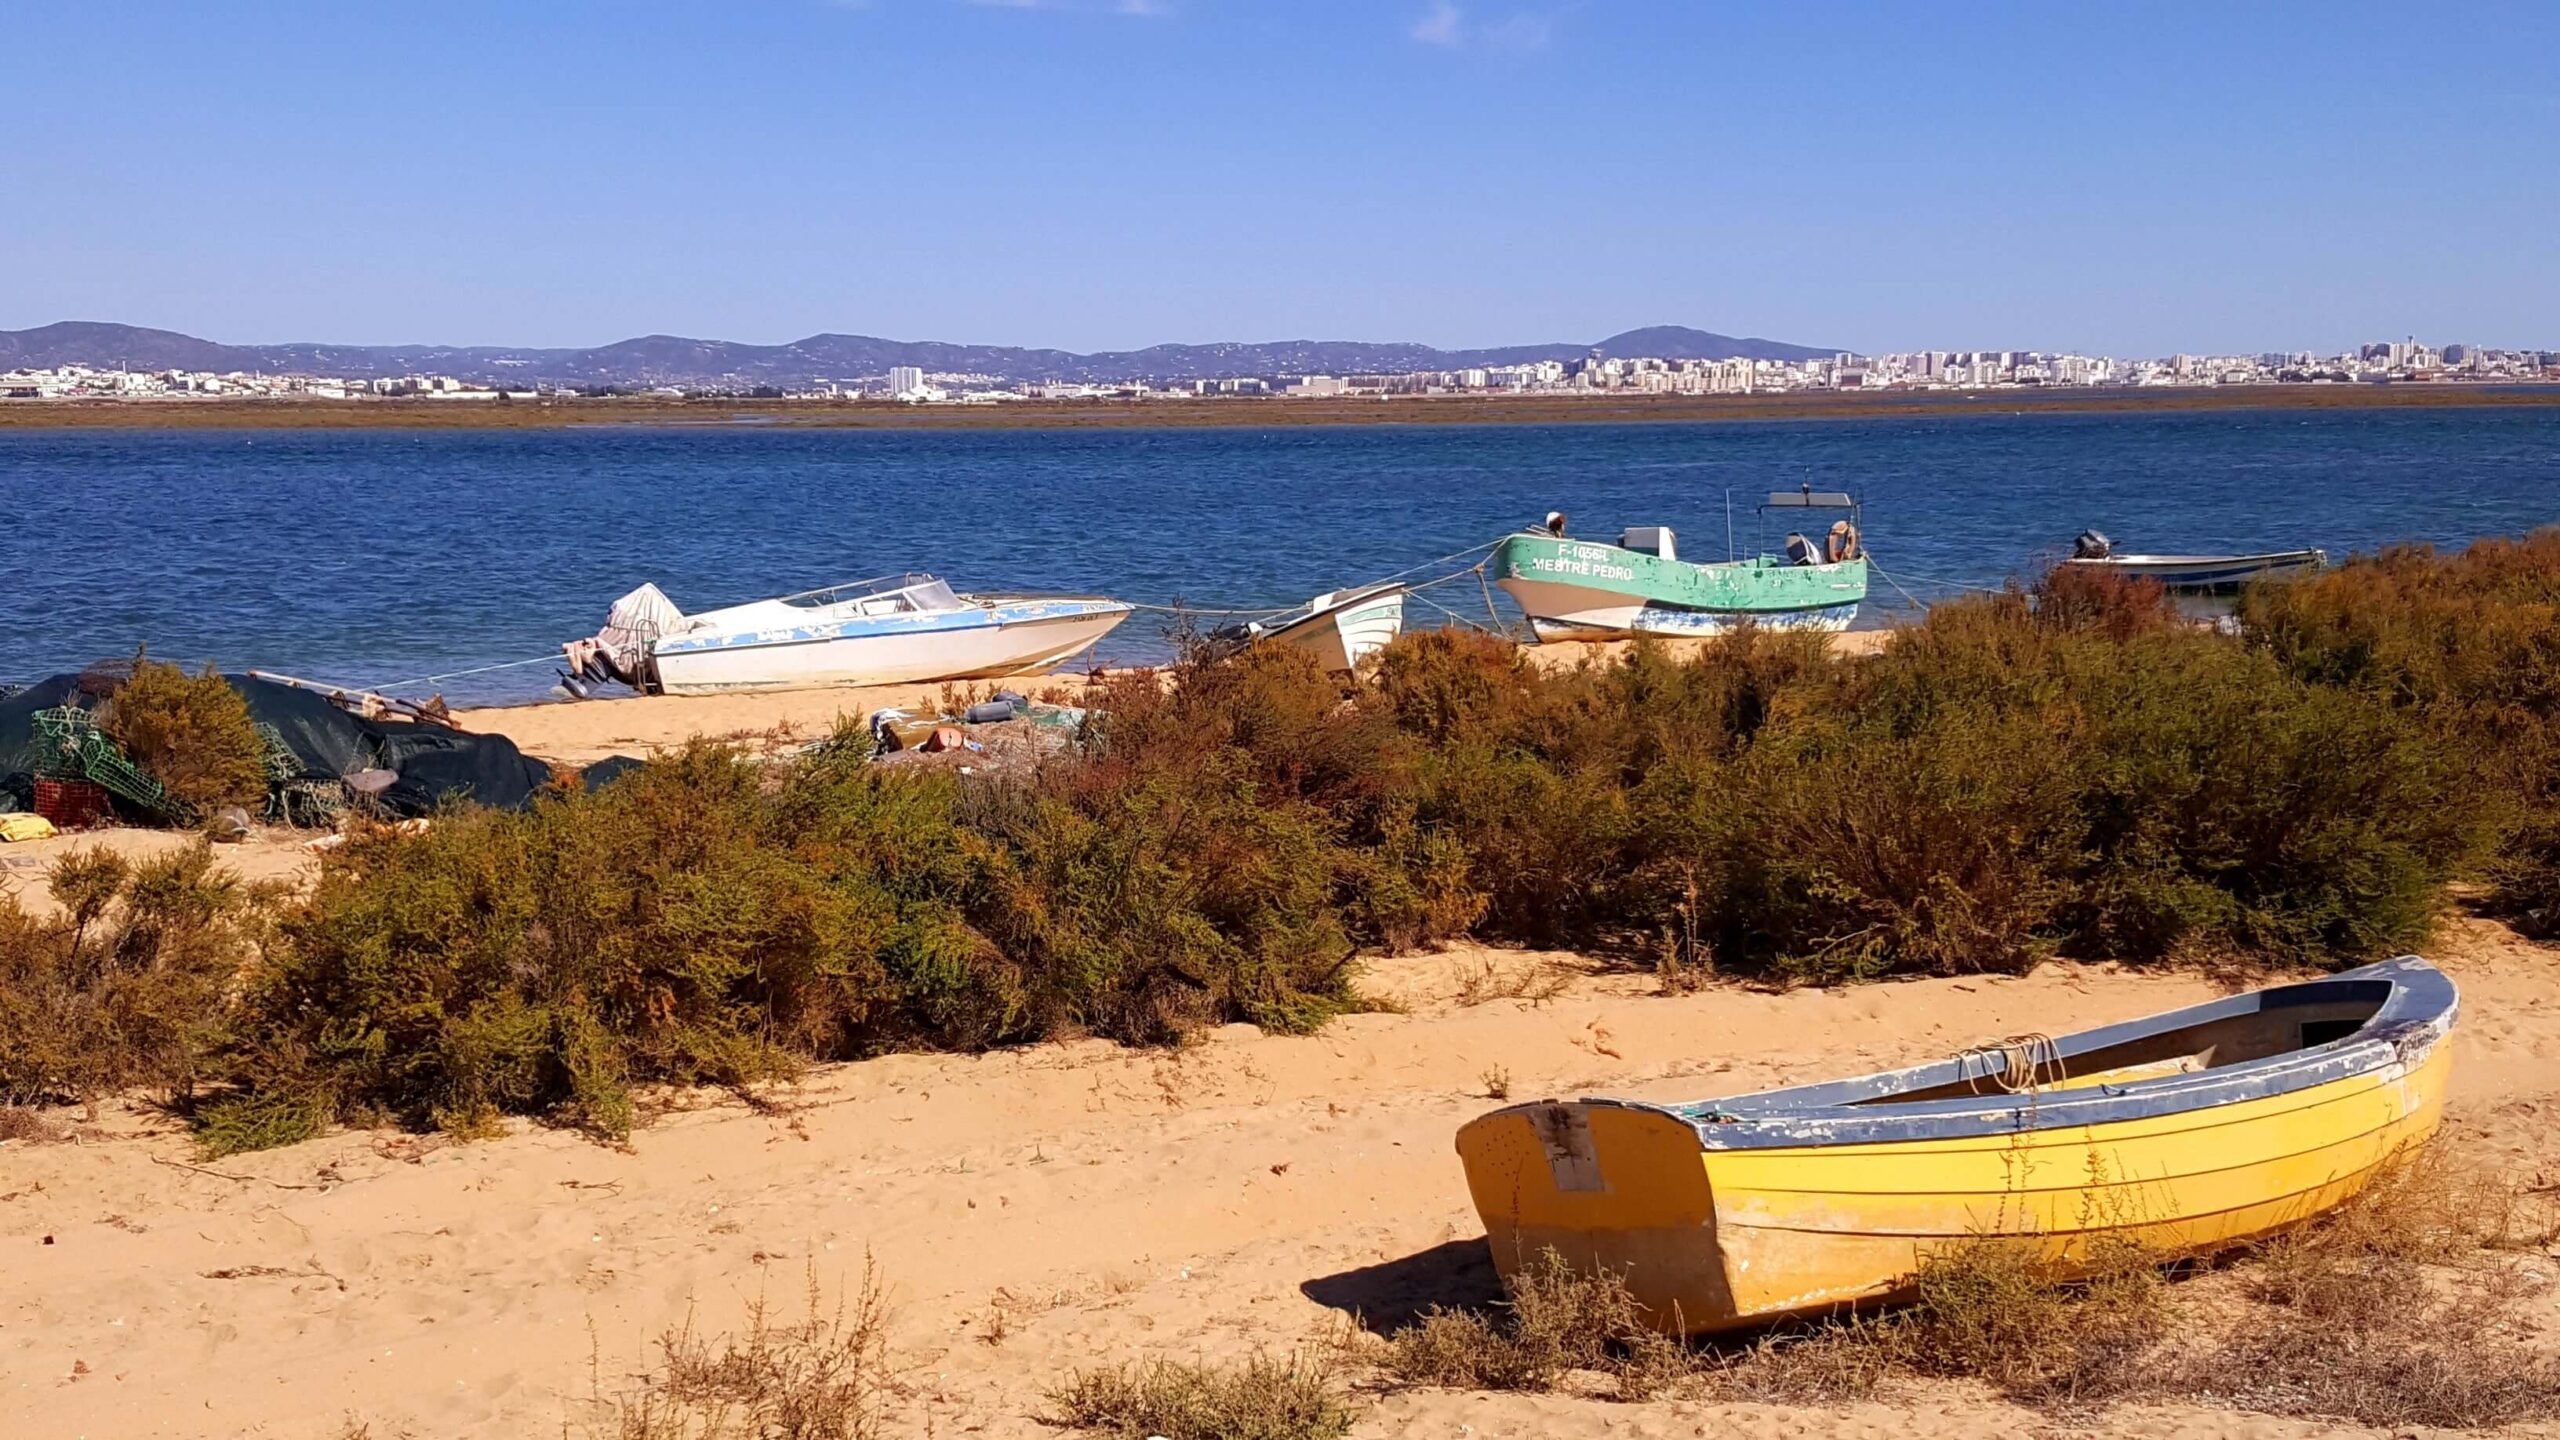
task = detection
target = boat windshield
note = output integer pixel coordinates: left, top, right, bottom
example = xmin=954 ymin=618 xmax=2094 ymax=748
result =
xmin=777 ymin=574 xmax=961 ymax=614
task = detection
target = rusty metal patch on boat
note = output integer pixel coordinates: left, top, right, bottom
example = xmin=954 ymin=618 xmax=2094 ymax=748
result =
xmin=1530 ymin=1103 xmax=1603 ymax=1192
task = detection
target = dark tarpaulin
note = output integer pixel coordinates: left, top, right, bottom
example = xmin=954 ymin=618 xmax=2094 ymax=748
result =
xmin=577 ymin=755 xmax=648 ymax=791
xmin=0 ymin=673 xmax=554 ymax=817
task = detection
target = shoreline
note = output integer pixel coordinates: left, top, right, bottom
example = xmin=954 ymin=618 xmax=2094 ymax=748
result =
xmin=4 ymin=382 xmax=2558 ymax=431
xmin=446 ymin=632 xmax=1899 ymax=764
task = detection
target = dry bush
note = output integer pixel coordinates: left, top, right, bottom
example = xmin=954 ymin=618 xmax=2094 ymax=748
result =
xmin=1383 ymin=1248 xmax=1691 ymax=1400
xmin=1893 ymin=1235 xmax=2166 ymax=1407
xmin=597 ymin=1261 xmax=892 ymax=1440
xmin=1047 ymin=1350 xmax=1360 ymax=1440
xmin=2163 ymin=1155 xmax=2560 ymax=1429
xmin=0 ymin=1104 xmax=67 ymax=1143
xmin=0 ymin=844 xmax=265 ymax=1113
xmin=194 ymin=1088 xmax=331 ymax=1158
xmin=1451 ymin=953 xmax=1567 ymax=1008
xmin=98 ymin=652 xmax=270 ymax=815
xmin=1694 ymin=1319 xmax=1900 ymax=1405
xmin=2029 ymin=562 xmax=2180 ymax=640
xmin=37 ymin=538 xmax=2550 ymax=1153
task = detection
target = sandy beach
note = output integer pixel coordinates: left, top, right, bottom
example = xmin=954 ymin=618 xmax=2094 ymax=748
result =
xmin=5 ymin=637 xmax=2554 ymax=1440
xmin=2 ymin=915 xmax=2553 ymax=1439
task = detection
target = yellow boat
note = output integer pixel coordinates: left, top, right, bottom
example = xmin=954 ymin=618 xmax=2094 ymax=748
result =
xmin=1454 ymin=956 xmax=2457 ymax=1335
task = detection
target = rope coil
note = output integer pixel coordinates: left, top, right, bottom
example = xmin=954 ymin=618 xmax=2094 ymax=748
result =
xmin=1959 ymin=1031 xmax=2066 ymax=1095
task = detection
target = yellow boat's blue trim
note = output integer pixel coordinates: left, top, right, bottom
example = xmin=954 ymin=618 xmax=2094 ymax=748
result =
xmin=1455 ymin=957 xmax=2456 ymax=1335
xmin=1645 ymin=957 xmax=2452 ymax=1149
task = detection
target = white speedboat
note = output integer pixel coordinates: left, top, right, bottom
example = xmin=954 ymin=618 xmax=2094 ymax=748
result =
xmin=1229 ymin=583 xmax=1407 ymax=672
xmin=2062 ymin=531 xmax=2326 ymax=592
xmin=565 ymin=573 xmax=1130 ymax=695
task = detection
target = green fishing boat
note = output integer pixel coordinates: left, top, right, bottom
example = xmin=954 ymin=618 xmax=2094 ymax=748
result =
xmin=1493 ymin=488 xmax=1869 ymax=639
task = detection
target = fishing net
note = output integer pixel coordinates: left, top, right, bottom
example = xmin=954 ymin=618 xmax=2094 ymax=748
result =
xmin=28 ymin=706 xmax=191 ymax=822
xmin=1 ymin=674 xmax=556 ymax=822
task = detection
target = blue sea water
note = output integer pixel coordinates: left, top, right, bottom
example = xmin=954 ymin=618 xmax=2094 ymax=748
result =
xmin=4 ymin=407 xmax=2556 ymax=704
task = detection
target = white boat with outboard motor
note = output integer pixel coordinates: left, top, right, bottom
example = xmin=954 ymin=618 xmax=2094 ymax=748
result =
xmin=1208 ymin=582 xmax=1408 ymax=672
xmin=562 ymin=573 xmax=1132 ymax=695
xmin=2062 ymin=530 xmax=2326 ymax=592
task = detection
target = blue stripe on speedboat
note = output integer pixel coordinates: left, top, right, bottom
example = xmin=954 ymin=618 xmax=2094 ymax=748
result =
xmin=654 ymin=599 xmax=1127 ymax=655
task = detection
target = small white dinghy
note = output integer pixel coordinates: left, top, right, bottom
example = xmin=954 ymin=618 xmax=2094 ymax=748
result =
xmin=1210 ymin=583 xmax=1407 ymax=673
xmin=564 ymin=573 xmax=1131 ymax=695
xmin=2061 ymin=530 xmax=2326 ymax=593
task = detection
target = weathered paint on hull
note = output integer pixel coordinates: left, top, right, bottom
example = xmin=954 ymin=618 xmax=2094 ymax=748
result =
xmin=651 ymin=608 xmax=1127 ymax=694
xmin=1493 ymin=536 xmax=1866 ymax=639
xmin=1269 ymin=591 xmax=1406 ymax=672
xmin=1455 ymin=993 xmax=2452 ymax=1335
xmin=1501 ymin=579 xmax=1858 ymax=640
xmin=2061 ymin=550 xmax=2326 ymax=593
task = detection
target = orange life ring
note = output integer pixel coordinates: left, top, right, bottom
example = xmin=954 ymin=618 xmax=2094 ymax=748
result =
xmin=1826 ymin=521 xmax=1862 ymax=564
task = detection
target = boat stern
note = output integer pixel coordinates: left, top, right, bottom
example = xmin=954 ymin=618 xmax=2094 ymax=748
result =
xmin=1455 ymin=1100 xmax=1741 ymax=1335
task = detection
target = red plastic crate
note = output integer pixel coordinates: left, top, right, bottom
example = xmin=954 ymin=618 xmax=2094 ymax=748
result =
xmin=34 ymin=778 xmax=112 ymax=830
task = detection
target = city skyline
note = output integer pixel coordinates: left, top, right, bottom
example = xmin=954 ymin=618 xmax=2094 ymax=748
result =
xmin=9 ymin=325 xmax=2545 ymax=403
xmin=6 ymin=2 xmax=2555 ymax=356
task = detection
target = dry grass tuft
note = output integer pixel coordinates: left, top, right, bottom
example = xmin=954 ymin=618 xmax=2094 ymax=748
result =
xmin=1695 ymin=1319 xmax=1900 ymax=1405
xmin=1451 ymin=954 xmax=1571 ymax=1008
xmin=1383 ymin=1248 xmax=1691 ymax=1400
xmin=595 ymin=1259 xmax=893 ymax=1440
xmin=2162 ymin=1154 xmax=2560 ymax=1429
xmin=0 ymin=1104 xmax=68 ymax=1143
xmin=1892 ymin=1235 xmax=2166 ymax=1407
xmin=1046 ymin=1350 xmax=1360 ymax=1440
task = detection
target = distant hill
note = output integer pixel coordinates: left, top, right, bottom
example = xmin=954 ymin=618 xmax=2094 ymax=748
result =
xmin=0 ymin=321 xmax=1838 ymax=389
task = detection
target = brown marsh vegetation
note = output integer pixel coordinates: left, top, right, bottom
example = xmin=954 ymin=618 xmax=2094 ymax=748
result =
xmin=9 ymin=536 xmax=2560 ymax=1153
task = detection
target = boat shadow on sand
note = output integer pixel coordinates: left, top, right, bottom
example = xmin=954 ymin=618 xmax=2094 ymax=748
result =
xmin=1299 ymin=1239 xmax=1503 ymax=1335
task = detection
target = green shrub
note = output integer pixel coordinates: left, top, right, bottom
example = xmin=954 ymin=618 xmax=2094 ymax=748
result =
xmin=24 ymin=538 xmax=2550 ymax=1152
xmin=232 ymin=742 xmax=1005 ymax=1137
xmin=100 ymin=651 xmax=270 ymax=815
xmin=0 ymin=844 xmax=259 ymax=1111
xmin=2243 ymin=530 xmax=2560 ymax=928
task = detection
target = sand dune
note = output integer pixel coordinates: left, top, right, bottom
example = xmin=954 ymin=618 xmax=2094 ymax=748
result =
xmin=5 ymin=917 xmax=2556 ymax=1439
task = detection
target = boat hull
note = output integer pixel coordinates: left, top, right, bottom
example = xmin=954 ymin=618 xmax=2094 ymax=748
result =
xmin=1266 ymin=585 xmax=1406 ymax=672
xmin=2062 ymin=550 xmax=2326 ymax=593
xmin=649 ymin=600 xmax=1129 ymax=694
xmin=1493 ymin=536 xmax=1865 ymax=639
xmin=1455 ymin=957 xmax=2455 ymax=1335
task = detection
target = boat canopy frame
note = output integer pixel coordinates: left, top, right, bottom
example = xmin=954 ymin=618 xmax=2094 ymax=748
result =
xmin=1745 ymin=482 xmax=1863 ymax=562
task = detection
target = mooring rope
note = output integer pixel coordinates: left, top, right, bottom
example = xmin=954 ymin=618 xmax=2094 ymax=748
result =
xmin=1865 ymin=554 xmax=2009 ymax=599
xmin=365 ymin=652 xmax=566 ymax=693
xmin=1959 ymin=1032 xmax=2067 ymax=1095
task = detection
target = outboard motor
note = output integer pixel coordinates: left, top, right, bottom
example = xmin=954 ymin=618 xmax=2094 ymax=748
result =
xmin=2073 ymin=529 xmax=2114 ymax=560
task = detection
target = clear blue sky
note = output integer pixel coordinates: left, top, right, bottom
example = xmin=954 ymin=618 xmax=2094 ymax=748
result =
xmin=4 ymin=1 xmax=2552 ymax=356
